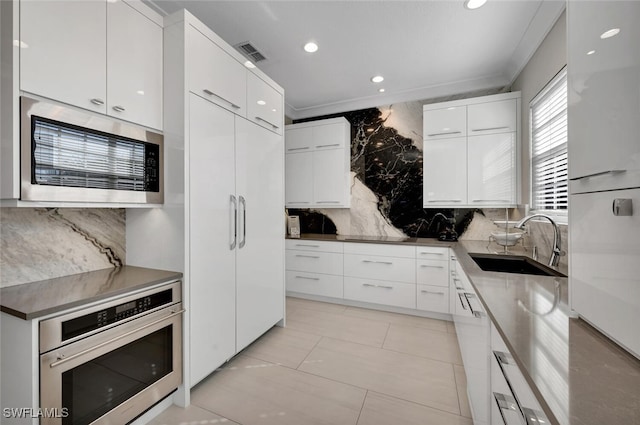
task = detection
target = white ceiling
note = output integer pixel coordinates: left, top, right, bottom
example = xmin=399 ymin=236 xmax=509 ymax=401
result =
xmin=147 ymin=0 xmax=566 ymax=119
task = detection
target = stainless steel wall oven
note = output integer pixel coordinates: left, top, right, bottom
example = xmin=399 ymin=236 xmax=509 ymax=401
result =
xmin=39 ymin=280 xmax=183 ymax=425
xmin=21 ymin=96 xmax=163 ymax=204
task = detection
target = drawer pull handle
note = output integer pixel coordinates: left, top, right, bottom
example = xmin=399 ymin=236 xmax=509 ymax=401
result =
xmin=316 ymin=144 xmax=341 ymax=148
xmin=362 ymin=283 xmax=393 ymax=289
xmin=295 ymin=275 xmax=320 ymax=281
xmin=419 ymin=252 xmax=444 ymax=256
xmin=203 ymin=89 xmax=241 ymax=109
xmin=471 ymin=126 xmax=509 ymax=132
xmin=90 ymin=98 xmax=105 ymax=106
xmin=493 ymin=351 xmax=515 ymax=366
xmin=453 ymin=278 xmax=463 ymax=290
xmin=569 ymin=169 xmax=625 ymax=181
xmin=287 ymin=147 xmax=310 ymax=151
xmin=427 ymin=199 xmax=462 ymax=203
xmin=472 ymin=199 xmax=509 ymax=203
xmin=420 ymin=265 xmax=444 ymax=269
xmin=362 ymin=260 xmax=393 ymax=265
xmin=522 ymin=407 xmax=549 ymax=425
xmin=112 ymin=105 xmax=126 ymax=112
xmin=458 ymin=293 xmax=468 ymax=310
xmin=421 ymin=290 xmax=445 ymax=295
xmin=427 ymin=130 xmax=462 ymax=136
xmin=317 ymin=201 xmax=341 ymax=204
xmin=494 ymin=392 xmax=522 ymax=425
xmin=295 ymin=244 xmax=320 ymax=248
xmin=464 ymin=292 xmax=485 ymax=318
xmin=295 ymin=255 xmax=320 ymax=259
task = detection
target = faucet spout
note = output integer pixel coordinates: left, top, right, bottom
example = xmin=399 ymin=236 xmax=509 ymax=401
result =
xmin=514 ymin=214 xmax=562 ymax=267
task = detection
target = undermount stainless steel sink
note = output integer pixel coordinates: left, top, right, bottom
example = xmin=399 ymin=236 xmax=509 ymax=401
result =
xmin=469 ymin=253 xmax=567 ymax=278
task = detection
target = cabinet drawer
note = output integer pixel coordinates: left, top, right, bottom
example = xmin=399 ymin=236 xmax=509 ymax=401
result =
xmin=468 ymin=99 xmax=517 ymax=135
xmin=247 ymin=73 xmax=283 ymax=135
xmin=417 ymin=285 xmax=449 ymax=313
xmin=416 ymin=246 xmax=449 ymax=260
xmin=344 ymin=277 xmax=416 ymax=309
xmin=286 ymin=271 xmax=343 ymax=298
xmin=343 ymin=243 xmax=415 ymax=258
xmin=286 ymin=250 xmax=343 ymax=275
xmin=416 ymin=259 xmax=449 ymax=286
xmin=423 ymin=106 xmax=467 ymax=139
xmin=344 ymin=254 xmax=415 ymax=283
xmin=285 ymin=240 xmax=344 ymax=253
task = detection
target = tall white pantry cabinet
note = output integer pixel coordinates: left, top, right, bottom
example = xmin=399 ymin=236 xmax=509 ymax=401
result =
xmin=126 ymin=10 xmax=285 ymax=404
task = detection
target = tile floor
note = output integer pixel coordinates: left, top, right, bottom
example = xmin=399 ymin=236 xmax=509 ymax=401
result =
xmin=149 ymin=297 xmax=472 ymax=425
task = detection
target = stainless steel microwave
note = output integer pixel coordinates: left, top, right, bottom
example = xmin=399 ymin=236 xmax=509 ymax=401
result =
xmin=20 ymin=96 xmax=163 ymax=204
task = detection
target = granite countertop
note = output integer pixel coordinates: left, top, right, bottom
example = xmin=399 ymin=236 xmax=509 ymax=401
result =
xmin=288 ymin=234 xmax=640 ymax=425
xmin=0 ymin=266 xmax=183 ymax=320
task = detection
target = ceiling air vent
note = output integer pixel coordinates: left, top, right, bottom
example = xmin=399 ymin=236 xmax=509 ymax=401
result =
xmin=235 ymin=41 xmax=267 ymax=63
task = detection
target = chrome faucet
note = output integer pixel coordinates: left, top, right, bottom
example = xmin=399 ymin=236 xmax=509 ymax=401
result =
xmin=514 ymin=214 xmax=562 ymax=267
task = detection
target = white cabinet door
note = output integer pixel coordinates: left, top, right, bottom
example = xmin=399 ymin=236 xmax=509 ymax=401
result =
xmin=247 ymin=73 xmax=283 ymax=135
xmin=467 ymin=133 xmax=516 ymax=207
xmin=285 ymin=127 xmax=313 ymax=152
xmin=107 ymin=0 xmax=162 ymax=130
xmin=313 ymin=122 xmax=349 ymax=150
xmin=423 ymin=106 xmax=467 ymax=140
xmin=568 ymin=1 xmax=640 ymax=193
xmin=188 ymin=95 xmax=237 ymax=385
xmin=570 ymin=189 xmax=640 ymax=358
xmin=235 ymin=118 xmax=284 ymax=352
xmin=188 ymin=25 xmax=247 ymax=115
xmin=344 ymin=277 xmax=416 ymax=309
xmin=468 ymin=99 xmax=517 ymax=135
xmin=423 ymin=137 xmax=467 ymax=206
xmin=20 ymin=0 xmax=107 ymax=113
xmin=285 ymin=152 xmax=313 ymax=207
xmin=313 ymin=149 xmax=349 ymax=206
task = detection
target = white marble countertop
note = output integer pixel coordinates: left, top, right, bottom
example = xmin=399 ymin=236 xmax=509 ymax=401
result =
xmin=289 ymin=234 xmax=640 ymax=425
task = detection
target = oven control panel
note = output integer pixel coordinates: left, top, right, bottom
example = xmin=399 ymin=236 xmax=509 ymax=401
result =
xmin=61 ymin=289 xmax=173 ymax=341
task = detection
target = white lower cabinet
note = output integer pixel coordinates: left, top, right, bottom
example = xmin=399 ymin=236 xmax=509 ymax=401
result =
xmin=286 ymin=249 xmax=343 ymax=276
xmin=344 ymin=277 xmax=416 ymax=309
xmin=285 ymin=241 xmax=344 ymax=299
xmin=286 ymin=271 xmax=343 ymax=299
xmin=344 ymin=254 xmax=416 ymax=284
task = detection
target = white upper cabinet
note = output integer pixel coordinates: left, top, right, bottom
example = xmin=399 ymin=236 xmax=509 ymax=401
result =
xmin=107 ymin=0 xmax=162 ymax=130
xmin=423 ymin=106 xmax=467 ymax=140
xmin=568 ymin=1 xmax=640 ymax=193
xmin=285 ymin=117 xmax=351 ymax=208
xmin=467 ymin=133 xmax=516 ymax=206
xmin=188 ymin=25 xmax=247 ymax=116
xmin=467 ymin=99 xmax=517 ymax=135
xmin=423 ymin=92 xmax=520 ymax=208
xmin=20 ymin=0 xmax=107 ymax=113
xmin=20 ymin=0 xmax=163 ymax=129
xmin=247 ymin=73 xmax=283 ymax=135
xmin=423 ymin=137 xmax=467 ymax=206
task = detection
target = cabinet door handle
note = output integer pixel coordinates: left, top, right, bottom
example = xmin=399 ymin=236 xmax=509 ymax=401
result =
xmin=288 ymin=201 xmax=310 ymax=204
xmin=230 ymin=195 xmax=237 ymax=250
xmin=362 ymin=283 xmax=393 ymax=289
xmin=521 ymin=407 xmax=549 ymax=425
xmin=419 ymin=252 xmax=444 ymax=256
xmin=470 ymin=126 xmax=510 ymax=132
xmin=238 ymin=196 xmax=247 ymax=249
xmin=472 ymin=199 xmax=509 ymax=203
xmin=295 ymin=275 xmax=320 ymax=281
xmin=420 ymin=264 xmax=444 ymax=269
xmin=453 ymin=278 xmax=464 ymax=291
xmin=112 ymin=105 xmax=126 ymax=112
xmin=427 ymin=199 xmax=462 ymax=203
xmin=421 ymin=290 xmax=445 ymax=295
xmin=458 ymin=292 xmax=468 ymax=310
xmin=464 ymin=292 xmax=485 ymax=318
xmin=317 ymin=201 xmax=341 ymax=204
xmin=255 ymin=116 xmax=279 ymax=129
xmin=294 ymin=244 xmax=320 ymax=248
xmin=203 ymin=89 xmax=241 ymax=109
xmin=427 ymin=131 xmax=461 ymax=136
xmin=316 ymin=143 xmax=340 ymax=148
xmin=295 ymin=254 xmax=320 ymax=259
xmin=569 ymin=169 xmax=625 ymax=181
xmin=362 ymin=260 xmax=393 ymax=265
xmin=287 ymin=147 xmax=310 ymax=151
xmin=493 ymin=392 xmax=522 ymax=425
xmin=90 ymin=98 xmax=105 ymax=105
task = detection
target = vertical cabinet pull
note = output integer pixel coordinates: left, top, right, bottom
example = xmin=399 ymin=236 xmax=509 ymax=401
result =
xmin=230 ymin=195 xmax=237 ymax=250
xmin=239 ymin=196 xmax=247 ymax=249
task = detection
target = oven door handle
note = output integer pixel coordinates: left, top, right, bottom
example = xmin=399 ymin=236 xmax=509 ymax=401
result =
xmin=49 ymin=309 xmax=185 ymax=369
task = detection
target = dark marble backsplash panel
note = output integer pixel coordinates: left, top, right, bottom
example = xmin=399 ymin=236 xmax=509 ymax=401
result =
xmin=0 ymin=208 xmax=125 ymax=287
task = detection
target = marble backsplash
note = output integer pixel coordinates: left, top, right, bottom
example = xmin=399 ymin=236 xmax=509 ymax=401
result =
xmin=0 ymin=208 xmax=125 ymax=287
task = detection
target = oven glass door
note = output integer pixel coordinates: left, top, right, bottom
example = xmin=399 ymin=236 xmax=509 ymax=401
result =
xmin=62 ymin=327 xmax=172 ymax=425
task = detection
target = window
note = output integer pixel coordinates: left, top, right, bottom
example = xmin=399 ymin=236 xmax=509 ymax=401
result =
xmin=530 ymin=67 xmax=568 ymax=219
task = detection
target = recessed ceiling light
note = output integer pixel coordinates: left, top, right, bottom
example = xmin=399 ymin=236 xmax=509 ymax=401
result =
xmin=587 ymin=50 xmax=596 ymax=55
xmin=378 ymin=88 xmax=385 ymax=93
xmin=244 ymin=60 xmax=256 ymax=69
xmin=600 ymin=28 xmax=620 ymax=39
xmin=304 ymin=42 xmax=318 ymax=53
xmin=257 ymin=100 xmax=266 ymax=106
xmin=464 ymin=0 xmax=487 ymax=10
xmin=371 ymin=75 xmax=384 ymax=83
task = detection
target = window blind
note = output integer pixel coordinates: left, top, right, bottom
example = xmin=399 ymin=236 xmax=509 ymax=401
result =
xmin=530 ymin=68 xmax=568 ymax=214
